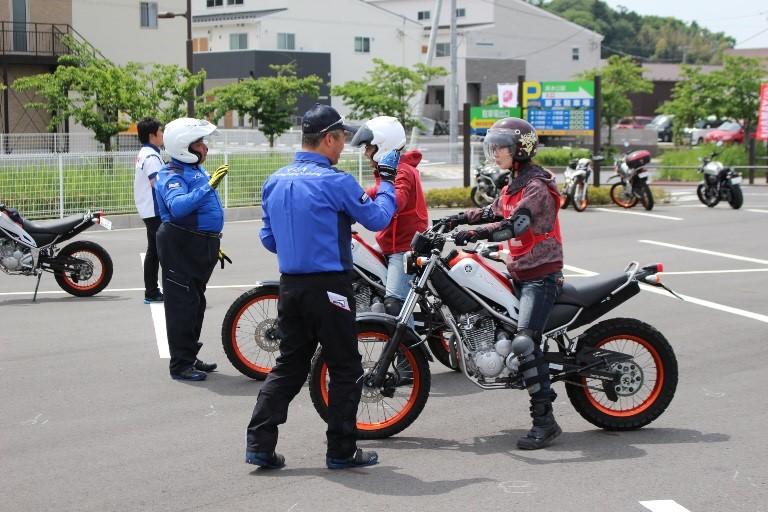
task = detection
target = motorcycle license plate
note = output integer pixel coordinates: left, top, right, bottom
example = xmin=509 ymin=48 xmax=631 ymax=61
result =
xmin=730 ymin=176 xmax=742 ymax=185
xmin=99 ymin=216 xmax=113 ymax=230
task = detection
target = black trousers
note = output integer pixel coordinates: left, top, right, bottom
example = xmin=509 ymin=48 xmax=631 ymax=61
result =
xmin=156 ymin=223 xmax=220 ymax=374
xmin=142 ymin=216 xmax=162 ymax=297
xmin=246 ymin=272 xmax=363 ymax=459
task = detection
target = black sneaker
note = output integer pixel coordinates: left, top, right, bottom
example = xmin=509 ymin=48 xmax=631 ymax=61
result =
xmin=326 ymin=448 xmax=379 ymax=469
xmin=245 ymin=451 xmax=285 ymax=469
xmin=194 ymin=359 xmax=217 ymax=372
xmin=170 ymin=367 xmax=207 ymax=381
xmin=144 ymin=291 xmax=164 ymax=304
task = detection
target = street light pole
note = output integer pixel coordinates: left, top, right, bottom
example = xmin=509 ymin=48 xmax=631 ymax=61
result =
xmin=159 ymin=0 xmax=194 ymax=116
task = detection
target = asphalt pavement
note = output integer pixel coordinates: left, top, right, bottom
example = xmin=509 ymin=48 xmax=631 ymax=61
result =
xmin=2 ymin=186 xmax=767 ymax=512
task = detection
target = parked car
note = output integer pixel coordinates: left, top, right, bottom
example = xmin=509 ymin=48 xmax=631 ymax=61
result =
xmin=704 ymin=121 xmax=744 ymax=144
xmin=614 ymin=116 xmax=654 ymax=130
xmin=646 ymin=114 xmax=675 ymax=142
xmin=685 ymin=117 xmax=730 ymax=145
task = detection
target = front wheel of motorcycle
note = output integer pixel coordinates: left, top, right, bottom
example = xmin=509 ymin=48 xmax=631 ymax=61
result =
xmin=565 ymin=317 xmax=677 ymax=431
xmin=53 ymin=240 xmax=113 ymax=297
xmin=639 ymin=184 xmax=654 ymax=211
xmin=221 ymin=286 xmax=280 ymax=380
xmin=572 ymin=182 xmax=589 ymax=212
xmin=727 ymin=185 xmax=743 ymax=209
xmin=697 ymin=184 xmax=719 ymax=207
xmin=309 ymin=322 xmax=431 ymax=439
xmin=609 ymin=183 xmax=638 ymax=209
xmin=470 ymin=186 xmax=494 ymax=208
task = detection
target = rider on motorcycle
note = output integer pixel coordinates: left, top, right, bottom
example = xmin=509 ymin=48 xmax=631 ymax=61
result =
xmin=440 ymin=117 xmax=564 ymax=450
xmin=351 ymin=116 xmax=429 ymax=320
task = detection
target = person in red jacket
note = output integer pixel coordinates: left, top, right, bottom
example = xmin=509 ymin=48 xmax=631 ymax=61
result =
xmin=351 ymin=116 xmax=429 ymax=319
xmin=439 ymin=117 xmax=564 ymax=450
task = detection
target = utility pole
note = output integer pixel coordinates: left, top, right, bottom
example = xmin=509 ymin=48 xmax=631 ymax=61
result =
xmin=448 ymin=0 xmax=458 ymax=164
xmin=159 ymin=0 xmax=194 ymax=116
xmin=409 ymin=0 xmax=443 ymax=147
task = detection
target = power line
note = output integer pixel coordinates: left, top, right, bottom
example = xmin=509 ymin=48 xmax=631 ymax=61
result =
xmin=736 ymin=26 xmax=768 ymax=46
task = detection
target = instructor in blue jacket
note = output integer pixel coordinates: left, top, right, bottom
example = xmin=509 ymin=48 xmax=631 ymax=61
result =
xmin=246 ymin=104 xmax=398 ymax=470
xmin=155 ymin=117 xmax=231 ymax=382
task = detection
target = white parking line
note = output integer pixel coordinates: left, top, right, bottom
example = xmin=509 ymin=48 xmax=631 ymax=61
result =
xmin=0 ymin=283 xmax=255 ymax=297
xmin=747 ymin=209 xmax=768 ymax=214
xmin=141 ymin=253 xmax=169 ymax=359
xmin=639 ymin=500 xmax=692 ymax=512
xmin=564 ymin=265 xmax=768 ymax=324
xmin=594 ymin=208 xmax=683 ymax=221
xmin=639 ymin=240 xmax=768 ymax=265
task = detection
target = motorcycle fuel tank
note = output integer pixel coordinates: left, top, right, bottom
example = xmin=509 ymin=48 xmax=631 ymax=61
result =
xmin=447 ymin=252 xmax=520 ymax=320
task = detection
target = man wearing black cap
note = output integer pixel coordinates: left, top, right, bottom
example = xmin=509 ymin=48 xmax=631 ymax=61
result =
xmin=245 ymin=103 xmax=401 ymax=470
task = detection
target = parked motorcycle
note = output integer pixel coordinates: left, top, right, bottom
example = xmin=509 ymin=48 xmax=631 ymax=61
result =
xmin=561 ymin=154 xmax=603 ymax=212
xmin=470 ymin=164 xmax=509 ymax=207
xmin=221 ymin=232 xmax=457 ymax=380
xmin=696 ymin=146 xmax=743 ymax=209
xmin=609 ymin=148 xmax=654 ymax=211
xmin=0 ymin=204 xmax=113 ymax=301
xmin=308 ymin=222 xmax=679 ymax=438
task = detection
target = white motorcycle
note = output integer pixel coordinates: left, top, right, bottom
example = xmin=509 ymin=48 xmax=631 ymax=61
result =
xmin=561 ymin=155 xmax=603 ymax=212
xmin=0 ymin=204 xmax=113 ymax=301
xmin=221 ymin=232 xmax=456 ymax=379
xmin=308 ymin=222 xmax=679 ymax=438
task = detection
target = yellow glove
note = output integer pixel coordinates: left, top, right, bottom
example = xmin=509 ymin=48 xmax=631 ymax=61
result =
xmin=217 ymin=249 xmax=232 ymax=269
xmin=208 ymin=164 xmax=229 ymax=189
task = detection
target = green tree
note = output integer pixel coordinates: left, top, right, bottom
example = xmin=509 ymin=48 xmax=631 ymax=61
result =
xmin=578 ymin=55 xmax=653 ymax=147
xmin=200 ymin=63 xmax=322 ymax=147
xmin=658 ymin=65 xmax=716 ymax=144
xmin=132 ymin=63 xmax=206 ymax=124
xmin=332 ymin=58 xmax=447 ymax=130
xmin=13 ymin=36 xmax=203 ymax=150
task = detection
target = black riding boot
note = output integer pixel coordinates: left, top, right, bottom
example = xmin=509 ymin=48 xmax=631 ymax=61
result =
xmin=517 ymin=392 xmax=561 ymax=450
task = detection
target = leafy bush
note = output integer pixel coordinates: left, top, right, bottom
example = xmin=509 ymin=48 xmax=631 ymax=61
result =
xmin=534 ymin=147 xmax=591 ymax=167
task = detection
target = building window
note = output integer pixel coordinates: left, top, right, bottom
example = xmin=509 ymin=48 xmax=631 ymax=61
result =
xmin=417 ymin=10 xmax=430 ymax=21
xmin=277 ymin=32 xmax=295 ymax=50
xmin=436 ymin=42 xmax=450 ymax=57
xmin=355 ymin=36 xmax=371 ymax=53
xmin=572 ymin=47 xmax=580 ymax=61
xmin=206 ymin=0 xmax=223 ymax=7
xmin=230 ymin=33 xmax=248 ymax=50
xmin=227 ymin=0 xmax=243 ymax=4
xmin=456 ymin=8 xmax=466 ymax=17
xmin=140 ymin=2 xmax=158 ymax=29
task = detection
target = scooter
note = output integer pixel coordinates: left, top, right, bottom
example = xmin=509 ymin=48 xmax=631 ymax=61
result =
xmin=0 ymin=204 xmax=113 ymax=301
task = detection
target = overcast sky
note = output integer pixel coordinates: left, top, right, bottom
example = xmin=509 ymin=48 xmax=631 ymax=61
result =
xmin=600 ymin=0 xmax=768 ymax=49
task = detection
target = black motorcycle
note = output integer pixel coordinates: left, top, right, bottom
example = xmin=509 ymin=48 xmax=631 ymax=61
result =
xmin=0 ymin=204 xmax=113 ymax=301
xmin=470 ymin=164 xmax=509 ymax=207
xmin=696 ymin=146 xmax=743 ymax=209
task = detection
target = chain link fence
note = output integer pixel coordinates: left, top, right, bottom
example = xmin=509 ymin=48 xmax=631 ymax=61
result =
xmin=0 ymin=147 xmax=373 ymax=220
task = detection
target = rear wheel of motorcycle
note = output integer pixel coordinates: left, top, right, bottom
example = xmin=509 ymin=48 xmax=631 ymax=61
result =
xmin=470 ymin=186 xmax=494 ymax=207
xmin=221 ymin=286 xmax=280 ymax=380
xmin=728 ymin=185 xmax=743 ymax=209
xmin=696 ymin=183 xmax=719 ymax=207
xmin=54 ymin=241 xmax=113 ymax=297
xmin=565 ymin=318 xmax=677 ymax=431
xmin=309 ymin=323 xmax=431 ymax=439
xmin=609 ymin=183 xmax=638 ymax=208
xmin=639 ymin=185 xmax=654 ymax=211
xmin=572 ymin=182 xmax=589 ymax=212
xmin=560 ymin=186 xmax=571 ymax=209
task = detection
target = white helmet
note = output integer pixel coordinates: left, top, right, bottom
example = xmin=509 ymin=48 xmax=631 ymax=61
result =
xmin=164 ymin=117 xmax=217 ymax=164
xmin=350 ymin=116 xmax=406 ymax=163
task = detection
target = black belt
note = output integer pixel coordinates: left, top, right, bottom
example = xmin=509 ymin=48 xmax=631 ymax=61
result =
xmin=167 ymin=222 xmax=222 ymax=239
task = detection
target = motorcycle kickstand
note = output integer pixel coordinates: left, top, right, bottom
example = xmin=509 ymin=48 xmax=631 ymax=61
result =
xmin=32 ymin=272 xmax=42 ymax=303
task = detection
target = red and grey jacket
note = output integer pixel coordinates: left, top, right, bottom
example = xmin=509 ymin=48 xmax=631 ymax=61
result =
xmin=366 ymin=150 xmax=429 ymax=255
xmin=463 ymin=163 xmax=563 ymax=281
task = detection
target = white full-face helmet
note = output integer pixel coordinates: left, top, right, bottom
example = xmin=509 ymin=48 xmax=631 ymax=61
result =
xmin=350 ymin=115 xmax=407 ymax=163
xmin=164 ymin=117 xmax=218 ymax=164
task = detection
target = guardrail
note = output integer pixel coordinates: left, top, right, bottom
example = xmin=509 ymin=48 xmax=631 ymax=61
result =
xmin=648 ymin=164 xmax=768 ymax=185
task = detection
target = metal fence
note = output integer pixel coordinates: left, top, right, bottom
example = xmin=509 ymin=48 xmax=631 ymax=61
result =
xmin=0 ymin=148 xmax=373 ymax=220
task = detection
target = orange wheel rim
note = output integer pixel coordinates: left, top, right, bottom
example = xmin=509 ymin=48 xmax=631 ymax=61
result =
xmin=62 ymin=250 xmax=105 ymax=291
xmin=231 ymin=294 xmax=279 ymax=374
xmin=319 ymin=331 xmax=420 ymax=431
xmin=583 ymin=334 xmax=664 ymax=417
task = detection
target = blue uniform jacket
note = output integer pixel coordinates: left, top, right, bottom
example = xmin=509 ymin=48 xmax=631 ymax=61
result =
xmin=155 ymin=159 xmax=224 ymax=234
xmin=260 ymin=151 xmax=396 ymax=274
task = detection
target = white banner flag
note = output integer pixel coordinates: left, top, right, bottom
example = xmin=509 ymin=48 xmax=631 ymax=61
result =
xmin=497 ymin=83 xmax=518 ymax=108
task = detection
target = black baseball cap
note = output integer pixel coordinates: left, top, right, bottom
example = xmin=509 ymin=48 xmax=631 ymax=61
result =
xmin=301 ymin=103 xmax=356 ymax=134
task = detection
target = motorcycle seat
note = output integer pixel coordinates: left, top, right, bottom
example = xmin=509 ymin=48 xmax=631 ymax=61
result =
xmin=22 ymin=214 xmax=84 ymax=235
xmin=557 ymin=272 xmax=628 ymax=308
